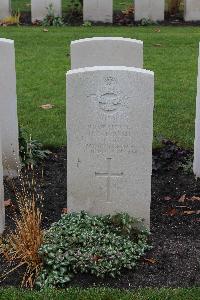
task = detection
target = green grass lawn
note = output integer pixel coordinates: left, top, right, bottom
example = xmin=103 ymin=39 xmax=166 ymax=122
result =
xmin=11 ymin=0 xmax=133 ymax=12
xmin=0 ymin=25 xmax=199 ymax=148
xmin=0 ymin=287 xmax=199 ymax=300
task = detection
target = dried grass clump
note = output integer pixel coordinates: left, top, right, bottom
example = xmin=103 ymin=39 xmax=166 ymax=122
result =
xmin=0 ymin=131 xmax=49 ymax=288
xmin=0 ymin=13 xmax=20 ymax=26
xmin=0 ymin=181 xmax=44 ymax=288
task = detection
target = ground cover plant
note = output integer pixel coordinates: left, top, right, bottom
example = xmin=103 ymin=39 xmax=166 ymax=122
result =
xmin=0 ymin=26 xmax=198 ymax=148
xmin=36 ymin=212 xmax=150 ymax=288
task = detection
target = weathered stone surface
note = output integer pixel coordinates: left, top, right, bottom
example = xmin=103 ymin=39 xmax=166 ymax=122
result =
xmin=0 ymin=39 xmax=20 ymax=177
xmin=185 ymin=0 xmax=200 ymax=21
xmin=83 ymin=0 xmax=113 ymax=23
xmin=71 ymin=37 xmax=143 ymax=69
xmin=31 ymin=0 xmax=62 ymax=22
xmin=67 ymin=66 xmax=154 ymax=227
xmin=0 ymin=0 xmax=10 ymax=19
xmin=0 ymin=134 xmax=4 ymax=235
xmin=194 ymin=44 xmax=200 ymax=177
xmin=135 ymin=0 xmax=165 ymax=21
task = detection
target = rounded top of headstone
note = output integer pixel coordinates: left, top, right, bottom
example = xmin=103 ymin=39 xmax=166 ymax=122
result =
xmin=67 ymin=66 xmax=154 ymax=77
xmin=71 ymin=37 xmax=143 ymax=45
xmin=0 ymin=38 xmax=14 ymax=44
xmin=70 ymin=37 xmax=144 ymax=70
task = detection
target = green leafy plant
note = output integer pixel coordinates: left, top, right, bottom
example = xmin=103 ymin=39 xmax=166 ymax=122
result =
xmin=140 ymin=18 xmax=158 ymax=26
xmin=36 ymin=212 xmax=150 ymax=288
xmin=82 ymin=21 xmax=92 ymax=27
xmin=42 ymin=4 xmax=64 ymax=27
xmin=19 ymin=127 xmax=51 ymax=167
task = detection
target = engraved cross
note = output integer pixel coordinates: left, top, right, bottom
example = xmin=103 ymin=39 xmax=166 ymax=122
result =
xmin=95 ymin=158 xmax=123 ymax=204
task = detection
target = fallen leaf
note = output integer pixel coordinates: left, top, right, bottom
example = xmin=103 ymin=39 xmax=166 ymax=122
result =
xmin=164 ymin=208 xmax=178 ymax=216
xmin=190 ymin=196 xmax=200 ymax=202
xmin=178 ymin=194 xmax=186 ymax=203
xmin=164 ymin=196 xmax=171 ymax=201
xmin=40 ymin=104 xmax=54 ymax=110
xmin=62 ymin=207 xmax=68 ymax=214
xmin=183 ymin=210 xmax=196 ymax=215
xmin=144 ymin=258 xmax=157 ymax=264
xmin=4 ymin=199 xmax=12 ymax=207
xmin=154 ymin=28 xmax=161 ymax=32
xmin=92 ymin=255 xmax=102 ymax=262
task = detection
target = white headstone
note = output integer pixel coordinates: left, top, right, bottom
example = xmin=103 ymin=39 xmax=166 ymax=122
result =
xmin=135 ymin=0 xmax=165 ymax=22
xmin=185 ymin=0 xmax=200 ymax=21
xmin=71 ymin=37 xmax=143 ymax=69
xmin=194 ymin=44 xmax=200 ymax=177
xmin=0 ymin=134 xmax=5 ymax=235
xmin=31 ymin=0 xmax=62 ymax=22
xmin=0 ymin=0 xmax=10 ymax=19
xmin=83 ymin=0 xmax=113 ymax=23
xmin=0 ymin=39 xmax=20 ymax=177
xmin=67 ymin=66 xmax=154 ymax=227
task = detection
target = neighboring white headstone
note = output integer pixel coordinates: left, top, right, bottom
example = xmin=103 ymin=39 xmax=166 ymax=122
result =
xmin=185 ymin=0 xmax=200 ymax=21
xmin=194 ymin=44 xmax=200 ymax=177
xmin=67 ymin=66 xmax=154 ymax=227
xmin=0 ymin=134 xmax=5 ymax=235
xmin=135 ymin=0 xmax=165 ymax=22
xmin=0 ymin=39 xmax=20 ymax=177
xmin=0 ymin=0 xmax=10 ymax=19
xmin=31 ymin=0 xmax=62 ymax=22
xmin=83 ymin=0 xmax=113 ymax=23
xmin=71 ymin=37 xmax=143 ymax=69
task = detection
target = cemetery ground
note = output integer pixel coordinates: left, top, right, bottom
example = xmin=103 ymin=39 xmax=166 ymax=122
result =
xmin=1 ymin=143 xmax=200 ymax=290
xmin=0 ymin=25 xmax=200 ymax=296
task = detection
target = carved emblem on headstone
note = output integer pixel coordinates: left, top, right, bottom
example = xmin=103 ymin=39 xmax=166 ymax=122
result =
xmin=89 ymin=76 xmax=128 ymax=115
xmin=98 ymin=92 xmax=121 ymax=113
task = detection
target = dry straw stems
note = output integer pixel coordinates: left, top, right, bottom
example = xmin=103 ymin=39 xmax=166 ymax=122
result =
xmin=0 ymin=165 xmax=44 ymax=288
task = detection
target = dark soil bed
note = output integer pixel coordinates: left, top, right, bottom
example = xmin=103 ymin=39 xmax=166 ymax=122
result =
xmin=0 ymin=146 xmax=200 ymax=289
